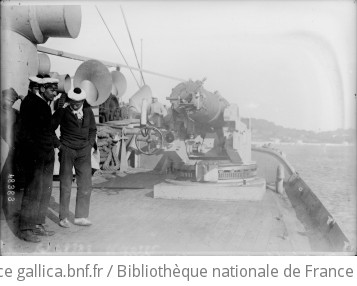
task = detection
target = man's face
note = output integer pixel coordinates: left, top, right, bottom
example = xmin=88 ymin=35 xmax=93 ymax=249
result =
xmin=69 ymin=99 xmax=85 ymax=110
xmin=41 ymin=84 xmax=57 ymax=102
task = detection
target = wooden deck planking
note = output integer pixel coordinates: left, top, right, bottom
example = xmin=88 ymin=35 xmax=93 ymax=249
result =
xmin=1 ymin=173 xmax=324 ymax=254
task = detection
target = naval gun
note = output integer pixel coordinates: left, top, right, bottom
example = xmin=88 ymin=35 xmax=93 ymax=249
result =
xmin=136 ymin=79 xmax=259 ymax=184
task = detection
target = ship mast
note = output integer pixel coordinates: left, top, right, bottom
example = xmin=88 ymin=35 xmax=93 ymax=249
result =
xmin=37 ymin=46 xmax=185 ymax=82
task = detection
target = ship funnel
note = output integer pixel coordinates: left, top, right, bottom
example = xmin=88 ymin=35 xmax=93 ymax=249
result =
xmin=49 ymin=72 xmax=71 ymax=93
xmin=73 ymin=60 xmax=112 ymax=106
xmin=111 ymin=70 xmax=127 ymax=98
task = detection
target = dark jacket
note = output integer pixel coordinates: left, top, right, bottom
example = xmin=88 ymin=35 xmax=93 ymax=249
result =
xmin=52 ymin=105 xmax=97 ymax=150
xmin=19 ymin=91 xmax=55 ymax=153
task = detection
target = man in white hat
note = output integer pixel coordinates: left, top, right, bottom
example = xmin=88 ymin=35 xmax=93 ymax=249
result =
xmin=52 ymin=87 xmax=97 ymax=228
xmin=148 ymin=96 xmax=167 ymax=127
xmin=18 ymin=74 xmax=58 ymax=243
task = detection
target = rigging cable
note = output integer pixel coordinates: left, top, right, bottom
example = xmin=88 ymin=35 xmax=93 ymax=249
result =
xmin=120 ymin=6 xmax=146 ymax=86
xmin=37 ymin=46 xmax=186 ymax=82
xmin=95 ymin=5 xmax=141 ymax=88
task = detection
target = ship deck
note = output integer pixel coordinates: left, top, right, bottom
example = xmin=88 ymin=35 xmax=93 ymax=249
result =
xmin=0 ymin=170 xmax=339 ymax=255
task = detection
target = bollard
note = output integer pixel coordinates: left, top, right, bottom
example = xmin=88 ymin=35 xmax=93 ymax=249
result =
xmin=276 ymin=164 xmax=285 ymax=195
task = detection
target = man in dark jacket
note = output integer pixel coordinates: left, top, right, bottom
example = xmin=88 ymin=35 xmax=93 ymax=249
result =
xmin=52 ymin=87 xmax=97 ymax=228
xmin=18 ymin=75 xmax=58 ymax=243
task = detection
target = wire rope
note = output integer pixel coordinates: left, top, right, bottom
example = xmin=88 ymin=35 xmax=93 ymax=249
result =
xmin=95 ymin=5 xmax=141 ymax=88
xmin=121 ymin=6 xmax=146 ymax=86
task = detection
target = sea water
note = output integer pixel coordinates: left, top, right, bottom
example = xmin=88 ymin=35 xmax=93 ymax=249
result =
xmin=272 ymin=143 xmax=357 ymax=249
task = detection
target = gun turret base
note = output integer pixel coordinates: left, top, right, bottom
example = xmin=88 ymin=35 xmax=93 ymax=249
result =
xmin=170 ymin=160 xmax=257 ymax=182
xmin=154 ymin=177 xmax=266 ymax=201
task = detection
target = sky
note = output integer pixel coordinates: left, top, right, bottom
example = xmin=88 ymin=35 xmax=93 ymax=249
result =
xmin=31 ymin=0 xmax=356 ymax=131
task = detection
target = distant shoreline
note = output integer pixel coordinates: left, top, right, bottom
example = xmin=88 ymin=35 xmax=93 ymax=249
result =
xmin=252 ymin=141 xmax=356 ymax=147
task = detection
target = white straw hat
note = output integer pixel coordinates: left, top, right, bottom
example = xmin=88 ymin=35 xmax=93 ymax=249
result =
xmin=29 ymin=76 xmax=45 ymax=85
xmin=68 ymin=87 xmax=87 ymax=101
xmin=43 ymin=77 xmax=59 ymax=84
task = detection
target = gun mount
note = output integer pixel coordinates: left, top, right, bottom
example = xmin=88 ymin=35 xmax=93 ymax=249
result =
xmin=137 ymin=79 xmax=260 ymax=185
xmin=147 ymin=79 xmax=266 ymax=201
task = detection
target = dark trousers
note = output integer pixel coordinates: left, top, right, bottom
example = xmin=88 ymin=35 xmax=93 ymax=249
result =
xmin=59 ymin=144 xmax=92 ymax=220
xmin=19 ymin=149 xmax=54 ymax=230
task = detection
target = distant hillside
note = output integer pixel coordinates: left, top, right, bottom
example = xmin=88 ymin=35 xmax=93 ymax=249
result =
xmin=241 ymin=118 xmax=356 ymax=144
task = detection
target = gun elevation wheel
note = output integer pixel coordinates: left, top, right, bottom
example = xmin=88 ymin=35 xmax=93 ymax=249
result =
xmin=135 ymin=126 xmax=163 ymax=155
